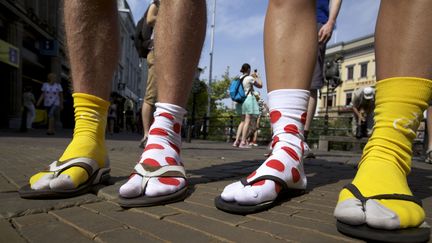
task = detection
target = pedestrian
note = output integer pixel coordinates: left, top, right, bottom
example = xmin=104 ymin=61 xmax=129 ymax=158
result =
xmin=351 ymin=86 xmax=375 ymax=138
xmin=248 ymin=92 xmax=267 ymax=146
xmin=138 ymin=0 xmax=160 ymax=148
xmin=232 ymin=64 xmax=263 ymax=148
xmin=21 ymin=86 xmax=36 ymax=132
xmin=36 ymin=73 xmax=63 ymax=135
xmin=107 ymin=94 xmax=117 ymax=135
xmin=302 ymin=0 xmax=342 ymax=158
xmin=424 ymin=105 xmax=432 ymax=164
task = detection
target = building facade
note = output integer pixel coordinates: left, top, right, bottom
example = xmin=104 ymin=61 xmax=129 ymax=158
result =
xmin=318 ymin=35 xmax=376 ymax=117
xmin=0 ymin=0 xmax=72 ymax=128
xmin=0 ymin=0 xmax=147 ymax=130
xmin=115 ymin=0 xmax=147 ymax=113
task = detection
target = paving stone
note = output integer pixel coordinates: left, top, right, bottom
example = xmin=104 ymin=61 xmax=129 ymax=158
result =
xmin=240 ymin=218 xmax=354 ymax=243
xmin=12 ymin=213 xmax=57 ymax=228
xmin=130 ymin=206 xmax=181 ymax=219
xmin=248 ymin=211 xmax=349 ymax=240
xmin=95 ymin=228 xmax=163 ymax=243
xmin=100 ymin=209 xmax=216 ymax=242
xmin=50 ymin=207 xmax=125 ymax=239
xmin=81 ymin=201 xmax=124 ymax=213
xmin=167 ymin=201 xmax=251 ymax=226
xmin=0 ymin=173 xmax=18 ymax=192
xmin=0 ymin=220 xmax=26 ymax=243
xmin=17 ymin=214 xmax=93 ymax=242
xmin=0 ymin=192 xmax=101 ymax=219
xmin=165 ymin=213 xmax=283 ymax=242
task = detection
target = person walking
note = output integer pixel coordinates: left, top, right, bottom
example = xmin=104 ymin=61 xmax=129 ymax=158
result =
xmin=36 ymin=73 xmax=63 ymax=135
xmin=21 ymin=86 xmax=36 ymax=131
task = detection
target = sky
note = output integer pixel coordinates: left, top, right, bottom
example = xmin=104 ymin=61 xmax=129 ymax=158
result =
xmin=126 ymin=0 xmax=380 ymax=104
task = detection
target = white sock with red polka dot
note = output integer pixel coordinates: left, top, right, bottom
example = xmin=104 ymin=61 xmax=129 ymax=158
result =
xmin=221 ymin=89 xmax=309 ymax=205
xmin=119 ymin=103 xmax=187 ymax=198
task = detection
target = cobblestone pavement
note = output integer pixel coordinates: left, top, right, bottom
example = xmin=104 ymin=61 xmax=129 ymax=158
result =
xmin=0 ymin=130 xmax=431 ymax=242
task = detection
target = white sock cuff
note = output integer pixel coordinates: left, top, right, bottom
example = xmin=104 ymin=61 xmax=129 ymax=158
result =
xmin=268 ymin=89 xmax=309 ymax=111
xmin=155 ymin=102 xmax=187 ymax=120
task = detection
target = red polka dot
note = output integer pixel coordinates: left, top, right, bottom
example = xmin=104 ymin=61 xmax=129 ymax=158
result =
xmin=149 ymin=128 xmax=169 ymax=136
xmin=270 ymin=110 xmax=282 ymax=123
xmin=300 ymin=112 xmax=307 ymax=125
xmin=266 ymin=159 xmax=285 ymax=172
xmin=169 ymin=142 xmax=180 ymax=154
xmin=300 ymin=142 xmax=304 ymax=155
xmin=284 ymin=124 xmax=299 ymax=134
xmin=252 ymin=180 xmax=265 ymax=186
xmin=159 ymin=112 xmax=174 ymax=120
xmin=291 ymin=168 xmax=300 ymax=183
xmin=142 ymin=158 xmax=160 ymax=167
xmin=158 ymin=177 xmax=181 ymax=186
xmin=271 ymin=136 xmax=279 ymax=148
xmin=281 ymin=146 xmax=299 ymax=161
xmin=165 ymin=157 xmax=177 ymax=165
xmin=275 ymin=183 xmax=282 ymax=193
xmin=144 ymin=144 xmax=164 ymax=152
xmin=247 ymin=171 xmax=257 ymax=180
xmin=173 ymin=123 xmax=181 ymax=134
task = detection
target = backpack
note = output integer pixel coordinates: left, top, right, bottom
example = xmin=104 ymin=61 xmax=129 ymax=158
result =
xmin=229 ymin=75 xmax=248 ymax=103
xmin=134 ymin=1 xmax=159 ymax=58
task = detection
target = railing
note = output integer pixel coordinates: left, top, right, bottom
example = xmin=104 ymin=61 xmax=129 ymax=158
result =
xmin=184 ymin=115 xmax=355 ymax=144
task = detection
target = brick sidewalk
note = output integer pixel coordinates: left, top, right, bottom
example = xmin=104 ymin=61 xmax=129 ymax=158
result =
xmin=0 ymin=131 xmax=431 ymax=242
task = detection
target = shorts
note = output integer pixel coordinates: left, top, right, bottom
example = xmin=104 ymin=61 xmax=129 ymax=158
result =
xmin=310 ymin=23 xmax=328 ymax=90
xmin=45 ymin=105 xmax=60 ymax=119
xmin=144 ymin=50 xmax=157 ymax=106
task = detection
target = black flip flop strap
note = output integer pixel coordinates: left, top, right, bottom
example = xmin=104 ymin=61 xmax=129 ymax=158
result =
xmin=344 ymin=184 xmax=422 ymax=207
xmin=241 ymin=175 xmax=289 ymax=191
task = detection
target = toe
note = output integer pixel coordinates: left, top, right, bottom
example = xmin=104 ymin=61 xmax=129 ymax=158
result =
xmin=334 ymin=198 xmax=366 ymax=225
xmin=119 ymin=175 xmax=143 ymax=198
xmin=30 ymin=173 xmax=54 ymax=190
xmin=221 ymin=181 xmax=244 ymax=201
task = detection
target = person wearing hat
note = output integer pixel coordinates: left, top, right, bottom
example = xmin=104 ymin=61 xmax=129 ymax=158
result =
xmin=352 ymin=86 xmax=375 ymax=138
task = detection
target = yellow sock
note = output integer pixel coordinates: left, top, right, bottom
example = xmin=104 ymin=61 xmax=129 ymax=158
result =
xmin=338 ymin=77 xmax=432 ymax=228
xmin=30 ymin=93 xmax=109 ymax=188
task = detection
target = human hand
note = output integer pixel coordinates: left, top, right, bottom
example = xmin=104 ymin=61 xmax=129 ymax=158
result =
xmin=318 ymin=21 xmax=334 ymax=43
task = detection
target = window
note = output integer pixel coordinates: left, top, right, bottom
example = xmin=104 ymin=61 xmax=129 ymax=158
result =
xmin=327 ymin=95 xmax=334 ymax=107
xmin=347 ymin=66 xmax=354 ymax=80
xmin=360 ymin=62 xmax=368 ymax=78
xmin=345 ymin=92 xmax=352 ymax=106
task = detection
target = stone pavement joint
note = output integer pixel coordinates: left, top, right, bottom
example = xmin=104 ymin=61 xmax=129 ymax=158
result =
xmin=0 ymin=132 xmax=431 ymax=242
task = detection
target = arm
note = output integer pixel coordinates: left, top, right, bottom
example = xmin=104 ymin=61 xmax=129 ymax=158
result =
xmin=251 ymin=73 xmax=263 ymax=88
xmin=146 ymin=3 xmax=159 ymax=27
xmin=36 ymin=94 xmax=44 ymax=107
xmin=318 ymin=0 xmax=342 ymax=43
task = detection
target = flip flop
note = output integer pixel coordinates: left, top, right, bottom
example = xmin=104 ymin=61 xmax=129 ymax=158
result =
xmin=336 ymin=184 xmax=431 ymax=243
xmin=19 ymin=158 xmax=111 ymax=199
xmin=118 ymin=164 xmax=188 ymax=208
xmin=214 ymin=175 xmax=305 ymax=215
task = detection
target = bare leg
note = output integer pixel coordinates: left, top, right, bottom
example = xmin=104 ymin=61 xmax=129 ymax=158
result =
xmin=234 ymin=118 xmax=245 ymax=145
xmin=265 ymin=0 xmax=317 ymax=91
xmin=335 ymin=0 xmax=432 ymax=235
xmin=427 ymin=106 xmax=432 ymax=151
xmin=241 ymin=114 xmax=251 ymax=145
xmin=65 ymin=0 xmax=118 ymax=99
xmin=119 ymin=0 xmax=207 ymax=201
xmin=155 ymin=1 xmax=206 ymax=107
xmin=139 ymin=102 xmax=154 ymax=146
xmin=304 ymin=89 xmax=318 ymax=139
xmin=28 ymin=0 xmax=118 ymax=193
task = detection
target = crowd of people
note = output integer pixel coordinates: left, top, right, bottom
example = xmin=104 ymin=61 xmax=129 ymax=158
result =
xmin=17 ymin=0 xmax=432 ymax=242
